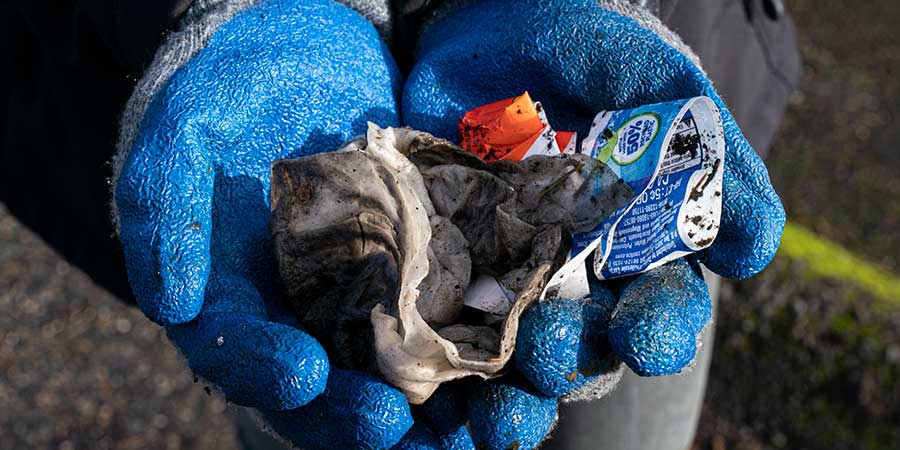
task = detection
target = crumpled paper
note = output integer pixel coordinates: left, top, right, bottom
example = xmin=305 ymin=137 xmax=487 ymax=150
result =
xmin=270 ymin=124 xmax=632 ymax=403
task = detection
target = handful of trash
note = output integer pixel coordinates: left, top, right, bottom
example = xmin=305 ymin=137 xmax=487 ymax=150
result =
xmin=269 ymin=94 xmax=725 ymax=403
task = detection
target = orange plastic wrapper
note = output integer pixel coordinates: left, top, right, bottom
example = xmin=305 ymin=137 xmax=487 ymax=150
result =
xmin=458 ymin=92 xmax=575 ymax=162
xmin=555 ymin=131 xmax=576 ymax=154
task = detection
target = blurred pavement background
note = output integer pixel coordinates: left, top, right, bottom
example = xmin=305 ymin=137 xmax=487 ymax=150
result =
xmin=1 ymin=0 xmax=898 ymax=449
xmin=693 ymin=1 xmax=900 ymax=449
xmin=0 ymin=204 xmax=238 ymax=449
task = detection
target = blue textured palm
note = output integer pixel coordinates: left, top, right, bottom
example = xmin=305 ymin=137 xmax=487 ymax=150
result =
xmin=113 ymin=1 xmax=428 ymax=448
xmin=403 ymin=1 xmax=784 ymax=448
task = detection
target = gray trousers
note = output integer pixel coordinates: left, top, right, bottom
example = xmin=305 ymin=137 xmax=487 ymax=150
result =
xmin=233 ymin=273 xmax=720 ymax=450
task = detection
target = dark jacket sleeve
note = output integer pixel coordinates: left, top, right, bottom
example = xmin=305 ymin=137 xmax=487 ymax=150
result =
xmin=0 ymin=1 xmax=190 ymax=302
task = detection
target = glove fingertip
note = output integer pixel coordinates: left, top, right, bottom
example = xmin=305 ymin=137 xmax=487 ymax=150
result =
xmin=418 ymin=383 xmax=468 ymax=434
xmin=438 ymin=425 xmax=476 ymax=450
xmin=609 ymin=319 xmax=697 ymax=377
xmin=609 ymin=261 xmax=711 ymax=376
xmin=702 ymin=197 xmax=785 ymax=279
xmin=267 ymin=368 xmax=413 ymax=450
xmin=139 ymin=288 xmax=205 ymax=326
xmin=115 ymin=157 xmax=213 ymax=327
xmin=390 ymin=423 xmax=442 ymax=450
xmin=117 ymin=213 xmax=210 ymax=325
xmin=390 ymin=422 xmax=475 ymax=450
xmin=468 ymin=380 xmax=558 ymax=450
xmin=516 ymin=299 xmax=613 ymax=397
xmin=174 ymin=314 xmax=329 ymax=411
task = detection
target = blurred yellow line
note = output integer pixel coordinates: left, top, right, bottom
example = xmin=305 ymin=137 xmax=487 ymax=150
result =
xmin=779 ymin=221 xmax=900 ymax=307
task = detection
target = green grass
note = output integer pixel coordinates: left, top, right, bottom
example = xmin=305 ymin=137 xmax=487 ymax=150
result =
xmin=778 ymin=221 xmax=900 ymax=309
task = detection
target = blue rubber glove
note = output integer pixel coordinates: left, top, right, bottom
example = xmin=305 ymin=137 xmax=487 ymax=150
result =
xmin=388 ymin=384 xmax=476 ymax=450
xmin=113 ymin=1 xmax=414 ymax=447
xmin=403 ymin=1 xmax=785 ymax=448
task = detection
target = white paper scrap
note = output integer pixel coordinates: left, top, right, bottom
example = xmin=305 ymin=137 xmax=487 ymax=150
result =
xmin=462 ymin=275 xmax=517 ymax=316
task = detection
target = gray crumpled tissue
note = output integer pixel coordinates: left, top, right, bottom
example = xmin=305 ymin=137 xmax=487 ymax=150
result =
xmin=270 ymin=124 xmax=632 ymax=403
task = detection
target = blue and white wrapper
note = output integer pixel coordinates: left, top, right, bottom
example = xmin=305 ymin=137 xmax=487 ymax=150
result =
xmin=545 ymin=96 xmax=725 ymax=300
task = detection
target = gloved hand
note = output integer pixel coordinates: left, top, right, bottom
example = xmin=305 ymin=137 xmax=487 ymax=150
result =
xmin=460 ymin=258 xmax=711 ymax=450
xmin=403 ymin=0 xmax=785 ymax=448
xmin=112 ymin=0 xmax=426 ymax=448
xmin=388 ymin=384 xmax=476 ymax=450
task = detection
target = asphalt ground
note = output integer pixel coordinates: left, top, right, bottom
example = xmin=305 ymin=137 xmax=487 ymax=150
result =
xmin=0 ymin=204 xmax=239 ymax=450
